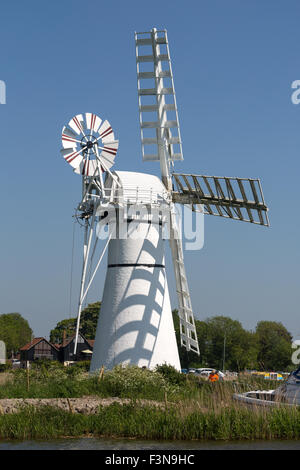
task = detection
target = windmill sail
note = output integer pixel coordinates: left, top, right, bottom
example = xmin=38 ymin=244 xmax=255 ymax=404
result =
xmin=172 ymin=173 xmax=269 ymax=226
xmin=135 ymin=29 xmax=201 ymax=355
xmin=135 ymin=29 xmax=183 ymax=170
xmin=169 ymin=207 xmax=200 ymax=355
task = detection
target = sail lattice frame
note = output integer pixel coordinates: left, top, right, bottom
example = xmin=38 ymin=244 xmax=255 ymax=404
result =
xmin=172 ymin=173 xmax=269 ymax=226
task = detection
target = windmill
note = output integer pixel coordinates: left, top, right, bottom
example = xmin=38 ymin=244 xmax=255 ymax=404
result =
xmin=60 ymin=28 xmax=269 ymax=372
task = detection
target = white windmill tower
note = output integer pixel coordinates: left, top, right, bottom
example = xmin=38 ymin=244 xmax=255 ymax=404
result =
xmin=60 ymin=28 xmax=269 ymax=372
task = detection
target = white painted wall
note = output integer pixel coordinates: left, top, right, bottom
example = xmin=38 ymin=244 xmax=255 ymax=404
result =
xmin=90 ymin=172 xmax=181 ymax=372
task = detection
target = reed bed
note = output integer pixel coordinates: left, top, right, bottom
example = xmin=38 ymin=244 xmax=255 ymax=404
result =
xmin=0 ymin=402 xmax=300 ymax=441
xmin=1 ymin=364 xmax=296 ymax=441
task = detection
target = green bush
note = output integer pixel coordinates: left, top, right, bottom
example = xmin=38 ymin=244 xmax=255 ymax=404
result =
xmin=66 ymin=361 xmax=90 ymax=375
xmin=98 ymin=365 xmax=180 ymax=400
xmin=155 ymin=364 xmax=186 ymax=386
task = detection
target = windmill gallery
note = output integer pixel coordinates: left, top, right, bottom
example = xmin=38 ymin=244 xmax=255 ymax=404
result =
xmin=60 ymin=28 xmax=269 ymax=372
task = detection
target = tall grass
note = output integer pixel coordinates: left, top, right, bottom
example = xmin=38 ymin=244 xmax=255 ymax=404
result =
xmin=0 ymin=403 xmax=300 ymax=441
xmin=0 ymin=364 xmax=277 ymax=402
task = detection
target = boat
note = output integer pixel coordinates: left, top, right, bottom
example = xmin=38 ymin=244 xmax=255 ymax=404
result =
xmin=250 ymin=371 xmax=288 ymax=381
xmin=233 ymin=366 xmax=300 ymax=407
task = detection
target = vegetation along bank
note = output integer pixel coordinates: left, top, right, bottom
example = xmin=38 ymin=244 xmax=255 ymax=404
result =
xmin=0 ymin=363 xmax=300 ymax=441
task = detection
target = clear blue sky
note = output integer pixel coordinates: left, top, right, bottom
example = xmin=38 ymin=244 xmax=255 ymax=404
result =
xmin=0 ymin=0 xmax=299 ymax=339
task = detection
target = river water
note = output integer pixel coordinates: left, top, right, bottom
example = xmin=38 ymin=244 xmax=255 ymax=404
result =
xmin=1 ymin=438 xmax=300 ymax=450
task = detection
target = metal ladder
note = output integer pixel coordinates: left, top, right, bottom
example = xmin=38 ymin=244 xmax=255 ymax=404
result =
xmin=169 ymin=206 xmax=200 ymax=355
xmin=135 ymin=28 xmax=183 ymax=163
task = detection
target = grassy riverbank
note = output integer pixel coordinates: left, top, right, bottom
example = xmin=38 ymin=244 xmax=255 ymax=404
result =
xmin=1 ymin=364 xmax=298 ymax=441
xmin=1 ymin=403 xmax=300 ymax=441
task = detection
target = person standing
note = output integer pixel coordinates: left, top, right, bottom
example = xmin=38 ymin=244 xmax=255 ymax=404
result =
xmin=208 ymin=370 xmax=219 ymax=382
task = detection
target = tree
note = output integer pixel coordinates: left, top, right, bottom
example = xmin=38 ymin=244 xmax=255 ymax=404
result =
xmin=49 ymin=318 xmax=76 ymax=344
xmin=255 ymin=321 xmax=292 ymax=371
xmin=172 ymin=311 xmax=259 ymax=371
xmin=50 ymin=302 xmax=101 ymax=343
xmin=80 ymin=301 xmax=101 ymax=339
xmin=203 ymin=316 xmax=256 ymax=371
xmin=0 ymin=313 xmax=32 ymax=357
